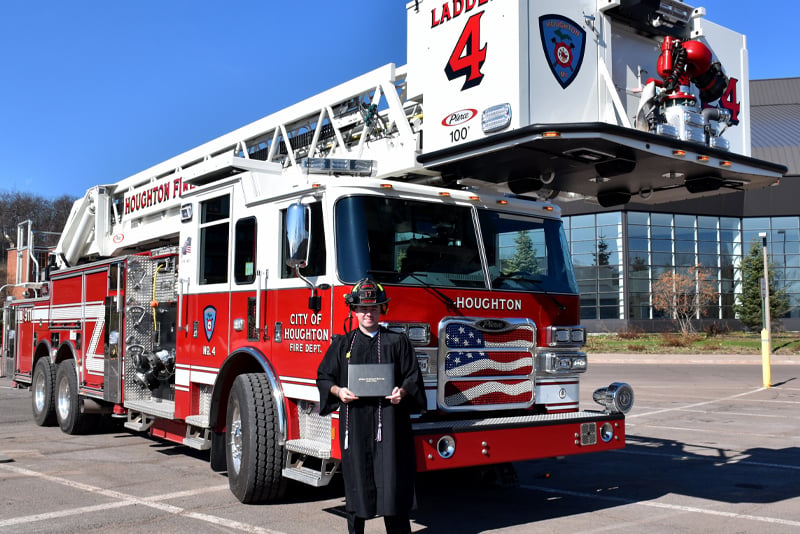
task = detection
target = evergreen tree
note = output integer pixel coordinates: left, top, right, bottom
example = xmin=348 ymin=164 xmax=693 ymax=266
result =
xmin=735 ymin=239 xmax=790 ymax=331
xmin=505 ymin=231 xmax=540 ymax=274
xmin=594 ymin=234 xmax=611 ymax=266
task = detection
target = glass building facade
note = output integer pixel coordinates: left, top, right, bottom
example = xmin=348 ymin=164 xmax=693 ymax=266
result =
xmin=563 ymin=211 xmax=800 ymax=330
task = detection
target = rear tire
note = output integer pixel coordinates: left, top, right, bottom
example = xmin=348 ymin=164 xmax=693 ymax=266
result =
xmin=55 ymin=359 xmax=88 ymax=434
xmin=32 ymin=358 xmax=57 ymax=426
xmin=226 ymin=373 xmax=287 ymax=503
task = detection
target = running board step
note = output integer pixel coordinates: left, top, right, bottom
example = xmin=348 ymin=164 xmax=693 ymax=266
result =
xmin=283 ymin=439 xmax=338 ymax=487
xmin=282 ymin=464 xmax=338 ymax=487
xmin=182 ymin=422 xmax=212 ymax=450
xmin=285 ymin=438 xmax=331 ymax=458
xmin=124 ymin=411 xmax=155 ymax=432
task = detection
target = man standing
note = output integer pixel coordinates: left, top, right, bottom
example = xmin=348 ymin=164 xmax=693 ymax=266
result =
xmin=317 ymin=278 xmax=426 ymax=534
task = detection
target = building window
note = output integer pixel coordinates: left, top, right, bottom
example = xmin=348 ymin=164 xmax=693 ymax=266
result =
xmin=743 ymin=217 xmax=800 ymax=319
xmin=568 ymin=212 xmax=623 ymax=320
xmin=564 ymin=209 xmax=800 ymax=327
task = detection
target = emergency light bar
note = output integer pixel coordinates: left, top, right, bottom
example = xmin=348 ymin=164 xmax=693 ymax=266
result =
xmin=301 ymin=158 xmax=374 ymax=176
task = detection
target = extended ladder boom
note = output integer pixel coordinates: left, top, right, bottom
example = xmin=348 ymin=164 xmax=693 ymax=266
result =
xmin=54 ymin=64 xmax=424 ymax=268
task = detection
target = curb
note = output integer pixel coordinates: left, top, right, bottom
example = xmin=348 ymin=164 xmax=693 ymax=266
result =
xmin=589 ymin=353 xmax=800 ymax=365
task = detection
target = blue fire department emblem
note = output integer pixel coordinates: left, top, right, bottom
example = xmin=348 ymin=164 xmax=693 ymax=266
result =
xmin=203 ymin=306 xmax=216 ymax=342
xmin=539 ymin=15 xmax=586 ymax=89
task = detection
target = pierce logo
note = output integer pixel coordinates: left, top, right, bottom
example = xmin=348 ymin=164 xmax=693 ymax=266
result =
xmin=442 ymin=108 xmax=477 ymax=127
xmin=112 ymin=234 xmax=125 ymax=244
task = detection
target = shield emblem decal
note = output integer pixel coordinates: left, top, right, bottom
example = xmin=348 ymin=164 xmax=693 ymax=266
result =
xmin=539 ymin=15 xmax=586 ymax=89
xmin=203 ymin=305 xmax=216 ymax=342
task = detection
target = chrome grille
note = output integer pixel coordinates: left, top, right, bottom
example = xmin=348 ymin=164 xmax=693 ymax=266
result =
xmin=438 ymin=317 xmax=536 ymax=411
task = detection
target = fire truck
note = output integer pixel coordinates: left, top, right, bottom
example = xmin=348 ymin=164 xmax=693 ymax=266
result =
xmin=2 ymin=0 xmax=786 ymax=503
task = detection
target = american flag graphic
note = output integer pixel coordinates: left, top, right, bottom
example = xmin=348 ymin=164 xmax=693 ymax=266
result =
xmin=444 ymin=380 xmax=533 ymax=407
xmin=445 ymin=351 xmax=532 ymax=377
xmin=444 ymin=323 xmax=533 ymax=348
xmin=442 ymin=322 xmax=534 ymax=408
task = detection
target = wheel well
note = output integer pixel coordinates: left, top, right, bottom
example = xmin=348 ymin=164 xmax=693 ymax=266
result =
xmin=32 ymin=341 xmax=52 ymax=372
xmin=210 ymin=348 xmax=286 ymax=441
xmin=54 ymin=342 xmax=76 ymax=366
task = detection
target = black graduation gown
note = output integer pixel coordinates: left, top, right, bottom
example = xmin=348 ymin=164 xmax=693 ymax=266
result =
xmin=317 ymin=327 xmax=426 ymax=519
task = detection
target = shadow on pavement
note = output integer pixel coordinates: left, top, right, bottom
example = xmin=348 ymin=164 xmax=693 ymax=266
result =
xmin=409 ymin=435 xmax=800 ymax=532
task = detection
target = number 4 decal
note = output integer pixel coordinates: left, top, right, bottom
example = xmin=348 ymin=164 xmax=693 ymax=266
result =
xmin=445 ymin=12 xmax=487 ymax=91
xmin=719 ymin=77 xmax=741 ymax=125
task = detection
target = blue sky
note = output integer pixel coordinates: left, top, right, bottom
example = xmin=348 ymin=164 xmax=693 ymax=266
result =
xmin=0 ymin=1 xmax=795 ymax=199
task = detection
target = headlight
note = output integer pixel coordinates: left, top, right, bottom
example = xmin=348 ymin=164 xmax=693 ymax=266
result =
xmin=384 ymin=322 xmax=430 ymax=345
xmin=593 ymin=382 xmax=634 ymax=414
xmin=546 ymin=326 xmax=586 ymax=347
xmin=538 ymin=352 xmax=588 ymax=374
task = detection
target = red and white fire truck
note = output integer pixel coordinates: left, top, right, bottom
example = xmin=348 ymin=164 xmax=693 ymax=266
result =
xmin=2 ymin=0 xmax=786 ymax=503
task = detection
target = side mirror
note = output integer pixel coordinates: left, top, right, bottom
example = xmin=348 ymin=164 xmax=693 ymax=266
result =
xmin=285 ymin=202 xmax=310 ymax=269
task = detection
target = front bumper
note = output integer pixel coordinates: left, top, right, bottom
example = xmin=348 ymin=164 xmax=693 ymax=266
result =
xmin=413 ymin=410 xmax=625 ymax=471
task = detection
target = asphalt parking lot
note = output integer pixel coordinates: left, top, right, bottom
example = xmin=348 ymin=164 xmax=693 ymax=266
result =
xmin=0 ymin=357 xmax=798 ymax=533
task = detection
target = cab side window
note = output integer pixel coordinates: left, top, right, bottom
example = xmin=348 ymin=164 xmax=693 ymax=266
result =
xmin=199 ymin=195 xmax=230 ymax=285
xmin=281 ymin=202 xmax=326 ymax=278
xmin=234 ymin=217 xmax=257 ymax=285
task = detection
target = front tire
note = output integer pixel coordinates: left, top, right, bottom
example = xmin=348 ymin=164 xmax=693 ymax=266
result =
xmin=226 ymin=373 xmax=286 ymax=503
xmin=32 ymin=358 xmax=57 ymax=426
xmin=55 ymin=359 xmax=88 ymax=434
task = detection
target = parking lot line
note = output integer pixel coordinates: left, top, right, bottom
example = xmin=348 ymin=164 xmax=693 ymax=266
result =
xmin=521 ymin=483 xmax=800 ymax=529
xmin=0 ymin=463 xmax=280 ymax=533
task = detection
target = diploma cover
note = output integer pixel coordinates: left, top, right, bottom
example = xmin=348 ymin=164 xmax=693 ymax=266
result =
xmin=348 ymin=363 xmax=395 ymax=397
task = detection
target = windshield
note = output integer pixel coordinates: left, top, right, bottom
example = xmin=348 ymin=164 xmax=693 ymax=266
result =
xmin=335 ymin=196 xmax=578 ymax=294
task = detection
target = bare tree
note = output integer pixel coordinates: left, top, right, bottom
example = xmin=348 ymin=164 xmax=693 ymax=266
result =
xmin=652 ymin=264 xmax=718 ymax=336
xmin=1 ymin=191 xmax=78 ymax=274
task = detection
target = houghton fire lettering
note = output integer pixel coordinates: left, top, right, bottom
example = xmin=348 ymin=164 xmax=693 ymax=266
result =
xmin=124 ymin=177 xmax=194 ymax=216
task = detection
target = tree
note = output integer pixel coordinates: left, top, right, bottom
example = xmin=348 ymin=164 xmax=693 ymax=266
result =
xmin=652 ymin=264 xmax=718 ymax=336
xmin=1 ymin=191 xmax=77 ymax=287
xmin=594 ymin=234 xmax=611 ymax=266
xmin=734 ymin=240 xmax=789 ymax=331
xmin=505 ymin=231 xmax=540 ymax=274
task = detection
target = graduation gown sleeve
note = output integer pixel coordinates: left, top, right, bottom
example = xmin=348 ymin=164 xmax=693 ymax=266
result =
xmin=316 ymin=332 xmax=352 ymax=417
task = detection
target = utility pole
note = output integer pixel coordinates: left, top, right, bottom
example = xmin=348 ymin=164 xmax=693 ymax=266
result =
xmin=759 ymin=232 xmax=771 ymax=388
